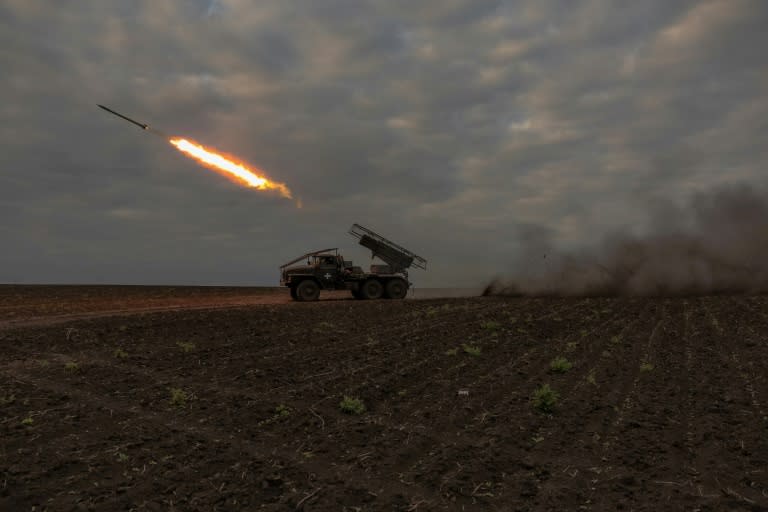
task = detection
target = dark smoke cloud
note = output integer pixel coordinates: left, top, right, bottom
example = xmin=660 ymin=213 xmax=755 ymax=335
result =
xmin=485 ymin=184 xmax=768 ymax=296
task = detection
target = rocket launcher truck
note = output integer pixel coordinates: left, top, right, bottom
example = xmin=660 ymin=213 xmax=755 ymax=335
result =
xmin=279 ymin=223 xmax=427 ymax=301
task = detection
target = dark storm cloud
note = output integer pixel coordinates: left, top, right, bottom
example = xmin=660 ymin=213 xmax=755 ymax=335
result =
xmin=0 ymin=0 xmax=766 ymax=286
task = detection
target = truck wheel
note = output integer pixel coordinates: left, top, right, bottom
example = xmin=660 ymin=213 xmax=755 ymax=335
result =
xmin=361 ymin=279 xmax=383 ymax=300
xmin=289 ymin=286 xmax=298 ymax=300
xmin=296 ymin=280 xmax=320 ymax=302
xmin=384 ymin=278 xmax=408 ymax=299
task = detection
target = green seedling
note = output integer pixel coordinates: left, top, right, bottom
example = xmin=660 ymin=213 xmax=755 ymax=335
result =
xmin=169 ymin=388 xmax=189 ymax=407
xmin=64 ymin=361 xmax=80 ymax=373
xmin=275 ymin=404 xmax=291 ymax=417
xmin=21 ymin=416 xmax=34 ymax=426
xmin=176 ymin=342 xmax=196 ymax=353
xmin=549 ymin=357 xmax=572 ymax=373
xmin=586 ymin=369 xmax=597 ymax=386
xmin=640 ymin=362 xmax=654 ymax=372
xmin=114 ymin=348 xmax=129 ymax=359
xmin=532 ymin=384 xmax=559 ymax=413
xmin=462 ymin=344 xmax=481 ymax=356
xmin=339 ymin=396 xmax=366 ymax=415
xmin=444 ymin=347 xmax=459 ymax=356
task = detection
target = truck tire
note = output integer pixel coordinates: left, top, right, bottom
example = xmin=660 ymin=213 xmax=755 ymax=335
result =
xmin=384 ymin=278 xmax=408 ymax=299
xmin=296 ymin=280 xmax=320 ymax=302
xmin=360 ymin=279 xmax=383 ymax=300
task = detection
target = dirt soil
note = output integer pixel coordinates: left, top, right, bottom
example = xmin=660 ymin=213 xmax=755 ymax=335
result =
xmin=1 ymin=286 xmax=767 ymax=511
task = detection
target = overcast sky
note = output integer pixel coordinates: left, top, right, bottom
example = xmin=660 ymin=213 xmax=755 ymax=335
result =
xmin=1 ymin=1 xmax=766 ymax=287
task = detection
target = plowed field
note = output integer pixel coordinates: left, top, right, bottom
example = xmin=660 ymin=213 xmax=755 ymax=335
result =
xmin=1 ymin=286 xmax=767 ymax=511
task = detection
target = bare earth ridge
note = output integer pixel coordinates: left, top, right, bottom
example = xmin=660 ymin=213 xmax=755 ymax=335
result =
xmin=1 ymin=285 xmax=766 ymax=510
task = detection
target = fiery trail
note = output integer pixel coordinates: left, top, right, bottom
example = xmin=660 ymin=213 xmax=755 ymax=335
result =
xmin=169 ymin=138 xmax=292 ymax=199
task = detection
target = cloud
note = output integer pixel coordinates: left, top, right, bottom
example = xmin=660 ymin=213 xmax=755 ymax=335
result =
xmin=0 ymin=1 xmax=765 ymax=287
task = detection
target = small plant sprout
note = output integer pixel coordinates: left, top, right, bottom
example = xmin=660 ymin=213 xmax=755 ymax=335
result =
xmin=169 ymin=388 xmax=189 ymax=407
xmin=275 ymin=404 xmax=291 ymax=417
xmin=462 ymin=344 xmax=482 ymax=356
xmin=21 ymin=416 xmax=34 ymax=426
xmin=549 ymin=357 xmax=572 ymax=373
xmin=445 ymin=347 xmax=459 ymax=356
xmin=117 ymin=452 xmax=129 ymax=463
xmin=339 ymin=396 xmax=366 ymax=415
xmin=532 ymin=384 xmax=559 ymax=413
xmin=64 ymin=361 xmax=80 ymax=373
xmin=480 ymin=320 xmax=501 ymax=331
xmin=176 ymin=342 xmax=196 ymax=353
xmin=114 ymin=348 xmax=129 ymax=359
xmin=565 ymin=341 xmax=579 ymax=352
xmin=640 ymin=362 xmax=654 ymax=372
xmin=586 ymin=369 xmax=597 ymax=386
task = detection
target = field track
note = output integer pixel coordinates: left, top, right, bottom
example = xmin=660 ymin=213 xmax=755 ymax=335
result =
xmin=1 ymin=286 xmax=767 ymax=511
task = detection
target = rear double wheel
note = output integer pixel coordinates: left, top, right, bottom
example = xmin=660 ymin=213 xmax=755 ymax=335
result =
xmin=295 ymin=280 xmax=321 ymax=302
xmin=360 ymin=279 xmax=383 ymax=300
xmin=384 ymin=278 xmax=408 ymax=299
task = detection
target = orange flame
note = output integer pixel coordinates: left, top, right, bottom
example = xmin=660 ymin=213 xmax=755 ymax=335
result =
xmin=169 ymin=138 xmax=291 ymax=198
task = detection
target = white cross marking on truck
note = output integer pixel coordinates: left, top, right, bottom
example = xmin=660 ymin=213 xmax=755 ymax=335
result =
xmin=324 ymin=273 xmax=332 ymax=279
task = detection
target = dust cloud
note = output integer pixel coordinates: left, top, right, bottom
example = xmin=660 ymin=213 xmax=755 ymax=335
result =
xmin=484 ymin=184 xmax=768 ymax=297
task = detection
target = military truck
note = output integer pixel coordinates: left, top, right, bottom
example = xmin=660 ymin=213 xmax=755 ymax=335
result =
xmin=280 ymin=223 xmax=427 ymax=301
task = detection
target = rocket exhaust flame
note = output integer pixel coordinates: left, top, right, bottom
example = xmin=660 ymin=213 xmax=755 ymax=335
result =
xmin=169 ymin=138 xmax=292 ymax=198
xmin=98 ymin=104 xmax=293 ymax=200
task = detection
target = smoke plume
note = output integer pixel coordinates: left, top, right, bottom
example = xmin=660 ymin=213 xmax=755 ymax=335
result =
xmin=485 ymin=184 xmax=768 ymax=297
